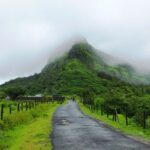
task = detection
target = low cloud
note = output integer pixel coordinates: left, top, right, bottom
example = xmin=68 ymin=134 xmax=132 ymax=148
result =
xmin=0 ymin=0 xmax=150 ymax=84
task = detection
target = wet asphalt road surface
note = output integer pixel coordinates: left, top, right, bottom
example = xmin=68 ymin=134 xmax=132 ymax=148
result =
xmin=52 ymin=101 xmax=150 ymax=150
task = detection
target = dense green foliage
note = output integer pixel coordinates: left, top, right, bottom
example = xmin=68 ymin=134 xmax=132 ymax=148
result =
xmin=4 ymin=87 xmax=25 ymax=99
xmin=2 ymin=42 xmax=149 ymax=95
xmin=0 ymin=91 xmax=6 ymax=99
xmin=1 ymin=42 xmax=150 ymax=127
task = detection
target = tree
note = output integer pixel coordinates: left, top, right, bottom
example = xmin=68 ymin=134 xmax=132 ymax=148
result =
xmin=0 ymin=91 xmax=6 ymax=99
xmin=81 ymin=88 xmax=95 ymax=105
xmin=5 ymin=87 xmax=25 ymax=100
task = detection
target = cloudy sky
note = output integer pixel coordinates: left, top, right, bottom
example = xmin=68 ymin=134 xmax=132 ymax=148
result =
xmin=0 ymin=0 xmax=150 ymax=84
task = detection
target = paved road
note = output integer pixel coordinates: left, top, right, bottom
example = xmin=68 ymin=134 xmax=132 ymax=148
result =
xmin=52 ymin=101 xmax=150 ymax=150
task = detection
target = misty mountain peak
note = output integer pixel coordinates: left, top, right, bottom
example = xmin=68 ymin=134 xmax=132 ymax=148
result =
xmin=2 ymin=39 xmax=150 ymax=94
xmin=68 ymin=42 xmax=97 ymax=67
xmin=69 ymin=42 xmax=94 ymax=57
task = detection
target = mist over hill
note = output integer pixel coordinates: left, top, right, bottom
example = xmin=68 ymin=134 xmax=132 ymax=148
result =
xmin=1 ymin=41 xmax=150 ymax=95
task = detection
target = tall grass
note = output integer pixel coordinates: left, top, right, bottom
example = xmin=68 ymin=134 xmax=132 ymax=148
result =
xmin=0 ymin=102 xmax=60 ymax=150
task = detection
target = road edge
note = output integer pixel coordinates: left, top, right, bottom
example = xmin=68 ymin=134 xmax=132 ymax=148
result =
xmin=76 ymin=102 xmax=150 ymax=147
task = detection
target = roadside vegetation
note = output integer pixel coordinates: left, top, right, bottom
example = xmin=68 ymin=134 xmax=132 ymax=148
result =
xmin=0 ymin=101 xmax=60 ymax=150
xmin=78 ymin=99 xmax=150 ymax=142
xmin=1 ymin=42 xmax=150 ymax=147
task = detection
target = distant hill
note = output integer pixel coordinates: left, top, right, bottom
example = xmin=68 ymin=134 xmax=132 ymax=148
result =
xmin=1 ymin=41 xmax=150 ymax=95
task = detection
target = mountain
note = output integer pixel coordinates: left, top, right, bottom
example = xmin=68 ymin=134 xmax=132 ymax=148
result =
xmin=0 ymin=41 xmax=149 ymax=95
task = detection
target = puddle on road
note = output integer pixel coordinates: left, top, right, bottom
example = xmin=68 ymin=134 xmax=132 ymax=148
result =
xmin=55 ymin=118 xmax=71 ymax=126
xmin=62 ymin=119 xmax=69 ymax=125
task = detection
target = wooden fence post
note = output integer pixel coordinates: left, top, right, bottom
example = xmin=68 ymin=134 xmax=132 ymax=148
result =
xmin=125 ymin=111 xmax=128 ymax=126
xmin=32 ymin=102 xmax=34 ymax=108
xmin=29 ymin=102 xmax=31 ymax=109
xmin=101 ymin=105 xmax=103 ymax=116
xmin=115 ymin=108 xmax=119 ymax=122
xmin=25 ymin=102 xmax=28 ymax=111
xmin=1 ymin=104 xmax=4 ymax=120
xmin=9 ymin=104 xmax=12 ymax=114
xmin=21 ymin=103 xmax=24 ymax=111
xmin=106 ymin=107 xmax=109 ymax=118
xmin=143 ymin=110 xmax=146 ymax=129
xmin=112 ymin=112 xmax=114 ymax=121
xmin=114 ymin=109 xmax=116 ymax=121
xmin=17 ymin=103 xmax=20 ymax=111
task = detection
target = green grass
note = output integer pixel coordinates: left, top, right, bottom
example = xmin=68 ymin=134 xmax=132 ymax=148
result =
xmin=78 ymin=102 xmax=150 ymax=142
xmin=0 ymin=102 xmax=60 ymax=150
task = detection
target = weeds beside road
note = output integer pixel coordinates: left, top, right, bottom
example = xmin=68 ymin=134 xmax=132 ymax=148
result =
xmin=0 ymin=102 xmax=60 ymax=150
xmin=78 ymin=101 xmax=150 ymax=144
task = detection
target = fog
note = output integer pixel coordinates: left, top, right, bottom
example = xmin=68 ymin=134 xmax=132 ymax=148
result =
xmin=0 ymin=0 xmax=150 ymax=84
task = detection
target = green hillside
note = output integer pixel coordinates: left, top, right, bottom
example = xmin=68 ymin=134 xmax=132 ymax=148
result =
xmin=1 ymin=42 xmax=150 ymax=96
xmin=1 ymin=42 xmax=150 ymax=147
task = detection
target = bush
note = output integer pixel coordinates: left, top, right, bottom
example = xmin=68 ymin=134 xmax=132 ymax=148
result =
xmin=5 ymin=87 xmax=25 ymax=100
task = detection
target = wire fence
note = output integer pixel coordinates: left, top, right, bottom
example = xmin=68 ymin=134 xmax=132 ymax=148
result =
xmin=81 ymin=98 xmax=150 ymax=129
xmin=0 ymin=96 xmax=65 ymax=121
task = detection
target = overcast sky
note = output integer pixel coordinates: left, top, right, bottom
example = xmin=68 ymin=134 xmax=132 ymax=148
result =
xmin=0 ymin=0 xmax=150 ymax=84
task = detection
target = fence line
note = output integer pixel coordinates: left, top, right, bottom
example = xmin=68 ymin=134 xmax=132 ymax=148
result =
xmin=0 ymin=96 xmax=65 ymax=120
xmin=82 ymin=98 xmax=150 ymax=129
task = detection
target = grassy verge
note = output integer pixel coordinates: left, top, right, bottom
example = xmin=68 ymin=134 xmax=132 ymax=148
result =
xmin=78 ymin=102 xmax=150 ymax=142
xmin=0 ymin=102 xmax=60 ymax=150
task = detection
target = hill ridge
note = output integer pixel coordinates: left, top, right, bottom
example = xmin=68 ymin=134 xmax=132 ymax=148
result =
xmin=1 ymin=41 xmax=150 ymax=95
